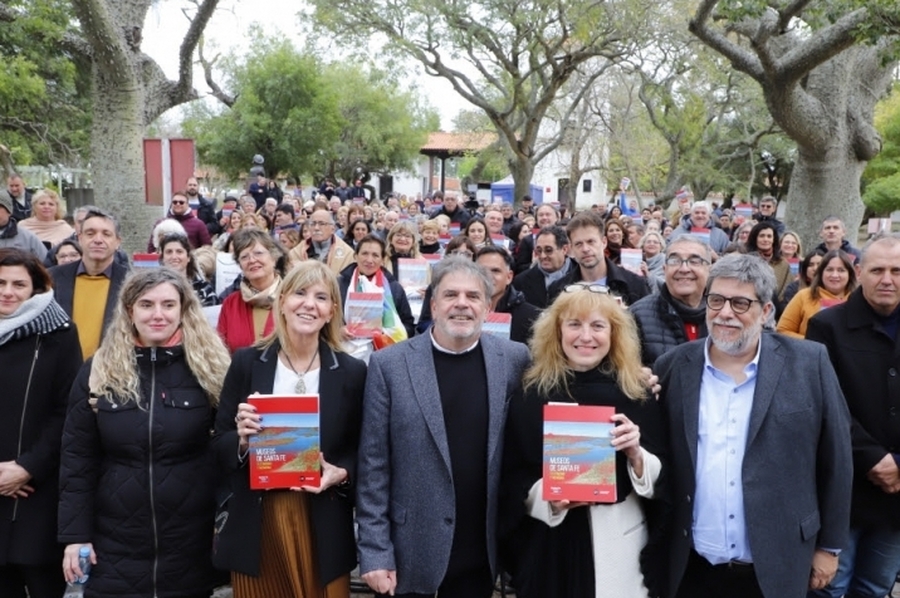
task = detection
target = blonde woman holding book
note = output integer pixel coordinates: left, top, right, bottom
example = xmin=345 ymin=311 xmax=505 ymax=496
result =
xmin=500 ymin=285 xmax=666 ymax=598
xmin=212 ymin=261 xmax=367 ymax=598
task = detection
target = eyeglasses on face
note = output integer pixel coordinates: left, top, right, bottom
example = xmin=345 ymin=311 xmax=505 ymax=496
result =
xmin=309 ymin=220 xmax=333 ymax=228
xmin=449 ymin=250 xmax=473 ymax=258
xmin=238 ymin=250 xmax=271 ymax=264
xmin=705 ymin=293 xmax=760 ymax=314
xmin=535 ymin=246 xmax=558 ymax=255
xmin=665 ymin=256 xmax=709 ymax=268
xmin=171 ymin=200 xmax=186 ymax=205
xmin=563 ymin=283 xmax=609 ymax=294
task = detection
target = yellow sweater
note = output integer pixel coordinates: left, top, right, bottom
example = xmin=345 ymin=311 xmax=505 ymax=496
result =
xmin=776 ymin=287 xmax=847 ymax=339
xmin=73 ymin=274 xmax=112 ymax=359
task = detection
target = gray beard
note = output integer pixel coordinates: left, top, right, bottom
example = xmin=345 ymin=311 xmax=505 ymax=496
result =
xmin=710 ymin=318 xmax=761 ymax=356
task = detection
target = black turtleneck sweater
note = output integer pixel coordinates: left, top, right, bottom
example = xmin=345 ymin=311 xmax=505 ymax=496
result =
xmin=432 ymin=342 xmax=489 ymax=577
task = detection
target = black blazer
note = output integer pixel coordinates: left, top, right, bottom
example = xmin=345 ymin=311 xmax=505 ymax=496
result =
xmin=49 ymin=259 xmax=130 ymax=337
xmin=806 ymin=288 xmax=900 ymax=528
xmin=211 ymin=339 xmax=367 ymax=583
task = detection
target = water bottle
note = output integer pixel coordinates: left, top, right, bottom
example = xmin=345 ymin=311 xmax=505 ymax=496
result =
xmin=76 ymin=546 xmax=91 ymax=584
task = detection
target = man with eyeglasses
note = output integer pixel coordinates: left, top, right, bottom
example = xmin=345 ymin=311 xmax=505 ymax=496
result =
xmin=548 ymin=211 xmax=649 ymax=306
xmin=654 ymin=253 xmax=852 ymax=598
xmin=514 ymin=204 xmax=561 ymax=274
xmin=287 ymin=208 xmax=355 ymax=275
xmin=146 ymin=191 xmax=211 ymax=251
xmin=512 ymin=226 xmax=574 ymax=308
xmin=629 ymin=235 xmax=711 ymax=365
xmin=755 ymin=196 xmax=785 ymax=237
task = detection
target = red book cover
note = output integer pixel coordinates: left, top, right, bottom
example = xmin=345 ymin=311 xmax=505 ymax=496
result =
xmin=543 ymin=403 xmax=617 ymax=503
xmin=819 ymin=298 xmax=844 ymax=310
xmin=247 ymin=394 xmax=320 ymax=490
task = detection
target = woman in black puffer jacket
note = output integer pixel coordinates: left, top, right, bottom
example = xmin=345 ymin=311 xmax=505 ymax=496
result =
xmin=58 ymin=268 xmax=232 ymax=598
xmin=0 ymin=249 xmax=82 ymax=598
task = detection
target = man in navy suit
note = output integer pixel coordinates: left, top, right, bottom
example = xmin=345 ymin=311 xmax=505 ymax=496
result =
xmin=356 ymin=257 xmax=531 ymax=598
xmin=655 ymin=253 xmax=852 ymax=598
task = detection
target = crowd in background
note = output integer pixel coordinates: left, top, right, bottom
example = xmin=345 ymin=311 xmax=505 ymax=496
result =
xmin=0 ymin=169 xmax=894 ymax=598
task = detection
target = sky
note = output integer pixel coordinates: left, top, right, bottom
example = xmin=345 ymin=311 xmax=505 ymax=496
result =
xmin=141 ymin=0 xmax=468 ymax=130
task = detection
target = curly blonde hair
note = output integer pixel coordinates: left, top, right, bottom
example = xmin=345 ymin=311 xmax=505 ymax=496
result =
xmin=524 ymin=289 xmax=647 ymax=400
xmin=90 ymin=268 xmax=231 ymax=407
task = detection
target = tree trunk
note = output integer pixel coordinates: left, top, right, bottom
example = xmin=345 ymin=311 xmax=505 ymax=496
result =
xmin=784 ymin=146 xmax=866 ymax=253
xmin=773 ymin=47 xmax=893 ymax=253
xmin=510 ymin=154 xmax=536 ymax=208
xmin=91 ymin=67 xmax=160 ymax=252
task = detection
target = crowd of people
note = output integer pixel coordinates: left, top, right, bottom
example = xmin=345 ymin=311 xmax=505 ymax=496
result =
xmin=0 ymin=170 xmax=897 ymax=598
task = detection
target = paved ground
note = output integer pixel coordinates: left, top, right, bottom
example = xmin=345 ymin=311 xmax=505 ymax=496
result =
xmin=65 ymin=580 xmax=513 ymax=597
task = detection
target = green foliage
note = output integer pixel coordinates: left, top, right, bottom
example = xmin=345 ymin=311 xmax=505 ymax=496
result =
xmin=863 ymin=84 xmax=900 ymax=213
xmin=184 ymin=38 xmax=436 ymax=183
xmin=320 ymin=62 xmax=438 ymax=181
xmin=863 ymin=174 xmax=900 ymax=215
xmin=0 ymin=0 xmax=91 ymax=166
xmin=184 ymin=38 xmax=343 ymax=180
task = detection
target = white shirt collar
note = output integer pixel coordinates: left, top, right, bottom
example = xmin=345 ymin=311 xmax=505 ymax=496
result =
xmin=429 ymin=328 xmax=480 ymax=355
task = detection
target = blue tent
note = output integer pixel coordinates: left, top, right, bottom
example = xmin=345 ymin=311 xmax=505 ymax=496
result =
xmin=489 ymin=178 xmax=544 ymax=205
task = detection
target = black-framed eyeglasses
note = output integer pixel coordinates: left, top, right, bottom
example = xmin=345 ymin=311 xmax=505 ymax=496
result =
xmin=170 ymin=200 xmax=186 ymax=205
xmin=705 ymin=293 xmax=760 ymax=314
xmin=564 ymin=283 xmax=609 ymax=294
xmin=665 ymin=256 xmax=709 ymax=268
xmin=535 ymin=246 xmax=558 ymax=255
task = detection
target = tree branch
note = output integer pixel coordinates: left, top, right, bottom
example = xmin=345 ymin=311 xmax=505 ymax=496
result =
xmin=69 ymin=0 xmax=131 ymax=82
xmin=690 ymin=0 xmax=766 ymax=80
xmin=198 ymin=36 xmax=235 ymax=107
xmin=776 ymin=8 xmax=870 ymax=84
xmin=778 ymin=0 xmax=813 ymax=30
xmin=172 ymin=0 xmax=220 ymax=102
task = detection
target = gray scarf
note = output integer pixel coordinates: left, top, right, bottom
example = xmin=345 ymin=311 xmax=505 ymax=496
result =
xmin=541 ymin=259 xmax=573 ymax=289
xmin=0 ymin=290 xmax=70 ymax=346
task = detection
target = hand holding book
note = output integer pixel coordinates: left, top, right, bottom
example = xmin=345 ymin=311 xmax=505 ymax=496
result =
xmin=296 ymin=452 xmax=347 ymax=493
xmin=610 ymin=413 xmax=643 ymax=478
xmin=235 ymin=401 xmax=262 ymax=451
xmin=549 ymin=499 xmax=592 ymax=516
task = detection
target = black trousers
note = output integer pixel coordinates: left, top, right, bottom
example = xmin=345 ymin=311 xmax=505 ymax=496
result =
xmin=675 ymin=549 xmax=765 ymax=598
xmin=0 ymin=563 xmax=66 ymax=598
xmin=382 ymin=563 xmax=494 ymax=598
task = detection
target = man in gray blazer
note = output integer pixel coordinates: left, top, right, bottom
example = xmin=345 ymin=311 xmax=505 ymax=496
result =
xmin=654 ymin=253 xmax=852 ymax=598
xmin=357 ymin=257 xmax=531 ymax=598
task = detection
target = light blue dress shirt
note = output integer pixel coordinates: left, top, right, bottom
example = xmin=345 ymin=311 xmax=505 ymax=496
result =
xmin=692 ymin=337 xmax=761 ymax=565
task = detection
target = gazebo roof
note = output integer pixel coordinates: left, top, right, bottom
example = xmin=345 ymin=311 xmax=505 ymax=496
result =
xmin=420 ymin=132 xmax=496 ymax=157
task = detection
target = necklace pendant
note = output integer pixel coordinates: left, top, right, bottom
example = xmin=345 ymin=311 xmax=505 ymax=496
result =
xmin=294 ymin=376 xmax=306 ymax=395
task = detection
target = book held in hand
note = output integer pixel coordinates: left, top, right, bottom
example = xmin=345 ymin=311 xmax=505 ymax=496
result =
xmin=247 ymin=394 xmax=321 ymax=490
xmin=543 ymin=403 xmax=617 ymax=503
xmin=482 ymin=312 xmax=512 ymax=339
xmin=620 ymin=248 xmax=644 ymax=276
xmin=398 ymin=258 xmax=431 ymax=291
xmin=690 ymin=227 xmax=711 ymax=246
xmin=345 ymin=292 xmax=383 ymax=338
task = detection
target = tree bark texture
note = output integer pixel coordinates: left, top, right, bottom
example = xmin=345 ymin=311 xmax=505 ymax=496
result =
xmin=70 ymin=0 xmax=218 ymax=252
xmin=690 ymin=1 xmax=896 ymax=252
